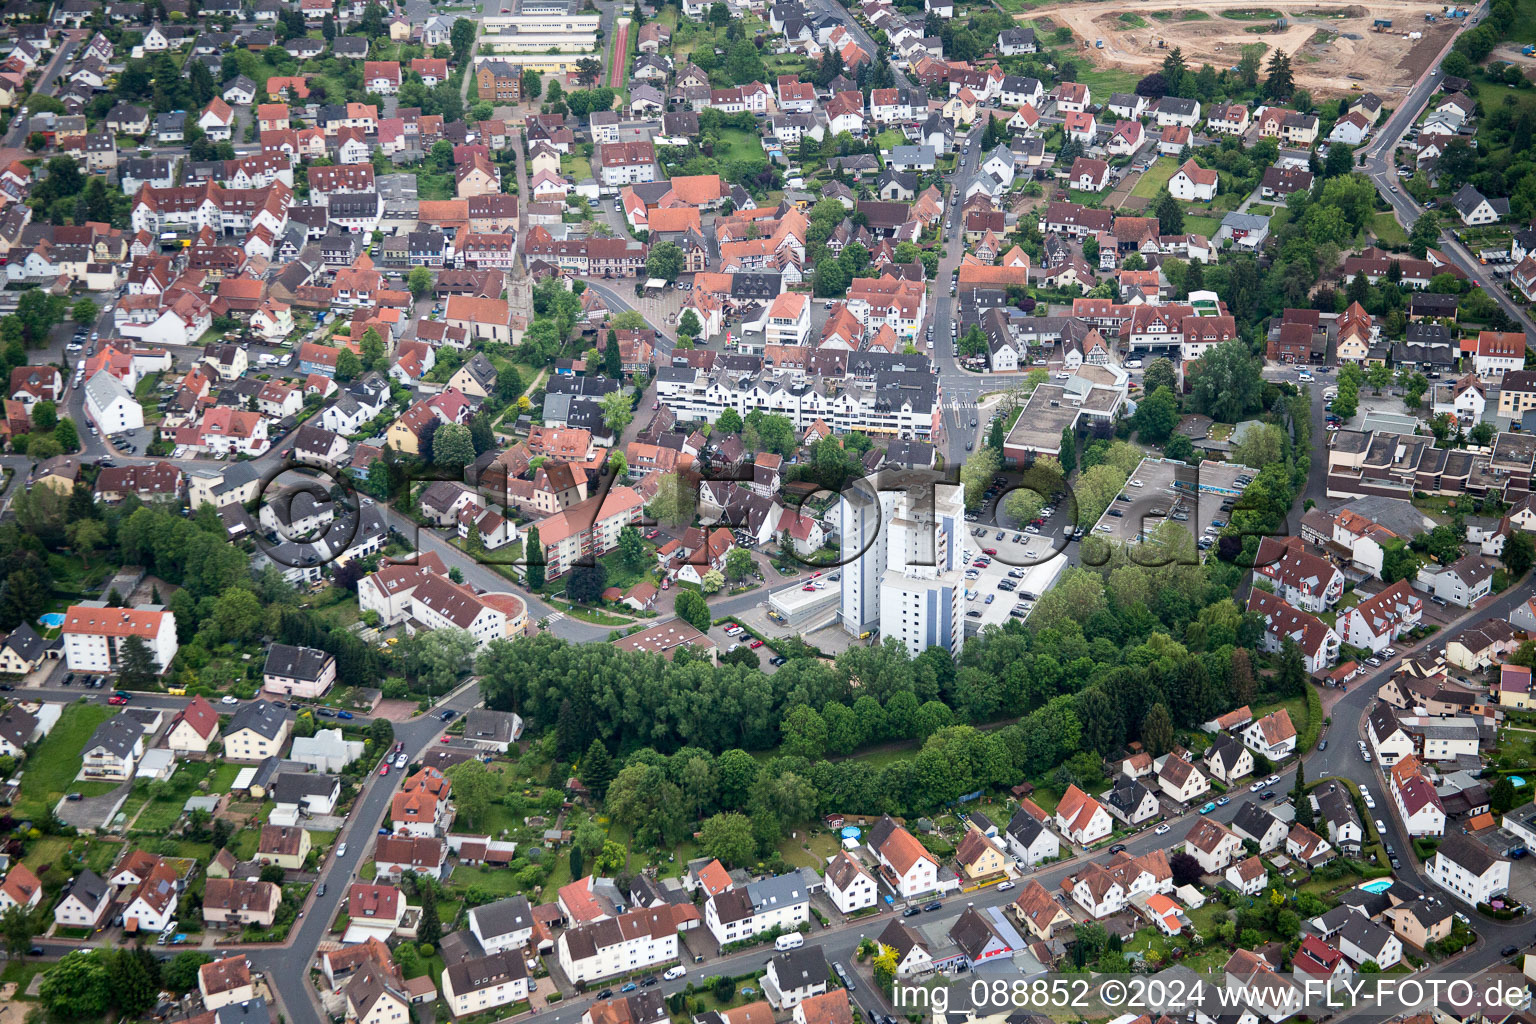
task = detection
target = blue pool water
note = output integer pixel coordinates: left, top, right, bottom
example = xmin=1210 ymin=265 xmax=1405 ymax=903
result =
xmin=1358 ymin=879 xmax=1394 ymax=894
xmin=38 ymin=613 xmax=64 ymax=627
xmin=840 ymin=826 xmax=861 ymax=840
xmin=1512 ymin=776 xmax=1527 ymax=787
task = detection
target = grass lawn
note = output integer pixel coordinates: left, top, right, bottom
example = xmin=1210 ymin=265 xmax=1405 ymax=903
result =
xmin=597 ymin=548 xmax=657 ymax=591
xmin=14 ymin=702 xmax=115 ymax=819
xmin=228 ymin=828 xmax=261 ymax=862
xmin=132 ymin=760 xmax=241 ymax=833
xmin=1208 ymin=190 xmax=1244 ymax=213
xmin=1183 ymin=215 xmax=1223 ymax=238
xmin=1130 ymin=159 xmax=1176 ymax=201
xmin=22 ymin=836 xmax=77 ymax=871
xmin=1070 ymin=62 xmax=1141 ymax=99
xmin=714 ymin=128 xmax=767 ymax=167
xmin=0 ymin=959 xmax=49 ymax=996
xmin=1508 ymin=1 xmax=1536 ymax=43
xmin=1118 ymin=12 xmax=1149 ymax=27
xmin=1370 ymin=210 xmax=1409 ymax=246
xmin=564 ymin=155 xmax=593 ymax=182
xmin=449 ymin=864 xmax=531 ymax=896
xmin=875 ymin=129 xmax=907 ymax=150
xmin=777 ymin=829 xmax=840 ymax=870
xmin=993 ymin=0 xmax=1056 ymax=12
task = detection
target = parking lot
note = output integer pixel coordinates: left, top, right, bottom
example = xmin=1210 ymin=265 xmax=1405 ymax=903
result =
xmin=1089 ymin=458 xmax=1256 ymax=554
xmin=957 ymin=524 xmax=1069 ymax=629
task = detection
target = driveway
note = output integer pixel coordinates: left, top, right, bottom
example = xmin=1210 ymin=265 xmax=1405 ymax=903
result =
xmin=53 ymin=780 xmax=131 ymax=831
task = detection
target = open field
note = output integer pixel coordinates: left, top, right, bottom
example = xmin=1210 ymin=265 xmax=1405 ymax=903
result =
xmin=1030 ymin=0 xmax=1456 ymax=98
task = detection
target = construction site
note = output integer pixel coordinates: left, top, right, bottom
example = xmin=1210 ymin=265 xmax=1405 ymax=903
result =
xmin=1029 ymin=0 xmax=1462 ymax=97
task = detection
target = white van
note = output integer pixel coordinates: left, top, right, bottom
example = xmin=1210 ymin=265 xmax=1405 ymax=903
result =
xmin=664 ymin=966 xmax=687 ymax=981
xmin=774 ymin=933 xmax=804 ymax=951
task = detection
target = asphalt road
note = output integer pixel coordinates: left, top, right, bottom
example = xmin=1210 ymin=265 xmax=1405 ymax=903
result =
xmin=1357 ymin=0 xmax=1534 ymax=335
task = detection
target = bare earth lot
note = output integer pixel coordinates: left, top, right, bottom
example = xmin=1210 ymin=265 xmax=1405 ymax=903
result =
xmin=1030 ymin=0 xmax=1456 ymax=98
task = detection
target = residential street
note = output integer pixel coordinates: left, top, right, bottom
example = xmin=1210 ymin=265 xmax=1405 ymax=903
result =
xmin=1358 ymin=0 xmax=1535 ymax=335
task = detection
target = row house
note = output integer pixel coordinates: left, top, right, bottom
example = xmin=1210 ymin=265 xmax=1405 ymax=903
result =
xmin=1246 ymin=588 xmax=1341 ymax=674
xmin=555 ymin=905 xmax=695 ymax=984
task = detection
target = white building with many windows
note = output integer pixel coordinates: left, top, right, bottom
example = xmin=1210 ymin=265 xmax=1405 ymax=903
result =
xmin=824 ymin=852 xmax=878 ymax=915
xmin=1426 ymin=835 xmax=1510 ymax=906
xmin=555 ymin=905 xmax=692 ymax=984
xmin=62 ymin=603 xmax=178 ymax=674
xmin=704 ymin=873 xmax=811 ymax=944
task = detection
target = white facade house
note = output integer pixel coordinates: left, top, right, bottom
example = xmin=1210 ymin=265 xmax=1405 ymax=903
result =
xmin=84 ymin=370 xmax=145 ymax=434
xmin=764 ymin=946 xmax=830 ymax=1009
xmin=869 ymin=815 xmax=943 ymax=898
xmin=1167 ymin=160 xmax=1217 ymax=202
xmin=1338 ymin=581 xmax=1422 ymax=654
xmin=1004 ymin=807 xmax=1061 ymax=867
xmin=468 ymin=895 xmax=536 ymax=954
xmin=441 ymin=951 xmax=529 ymax=1019
xmin=52 ymin=870 xmax=111 ymax=930
xmin=704 ymin=873 xmax=810 ymax=944
xmin=1055 ymin=785 xmax=1114 ymax=846
xmin=1427 ymin=836 xmax=1510 ymax=907
xmin=1337 ymin=916 xmax=1403 ymax=970
xmin=1182 ymin=817 xmax=1244 ymax=874
xmin=555 ymin=906 xmax=689 ymax=984
xmin=62 ymin=603 xmax=178 ymax=674
xmin=824 ymin=852 xmax=878 ymax=915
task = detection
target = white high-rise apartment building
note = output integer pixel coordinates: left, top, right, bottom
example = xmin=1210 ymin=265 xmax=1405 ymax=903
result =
xmin=838 ymin=473 xmax=964 ymax=656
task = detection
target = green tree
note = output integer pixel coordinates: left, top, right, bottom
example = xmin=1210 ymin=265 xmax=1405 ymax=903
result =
xmin=1504 ymin=532 xmax=1534 ymax=578
xmin=71 ymin=298 xmax=98 ymax=325
xmin=699 ymin=811 xmax=756 ymax=866
xmin=39 ymin=952 xmax=113 ymax=1020
xmin=1492 ymin=776 xmax=1518 ymax=814
xmin=53 ymin=417 xmax=79 ymax=453
xmin=335 ymin=346 xmax=363 ymax=381
xmin=1276 ymin=637 xmax=1306 ymax=697
xmin=618 ymin=525 xmax=646 ymax=570
xmin=1133 ymin=386 xmax=1180 ymax=443
xmin=1187 ymin=341 xmax=1263 ymax=422
xmin=446 ymin=759 xmax=500 ymax=830
xmin=580 ymin=738 xmax=616 ymax=798
xmin=162 ymin=952 xmax=214 ymax=992
xmin=1060 ymin=427 xmax=1076 ymax=474
xmin=716 ymin=407 xmax=743 ymax=434
xmin=1154 ymin=189 xmax=1184 ymax=235
xmin=567 ymin=563 xmax=608 ymax=603
xmin=599 ymin=390 xmax=633 ymax=433
xmin=522 ymin=69 xmax=542 ymax=100
xmin=725 ymin=547 xmax=755 ymax=580
xmin=781 ymin=704 xmax=828 ymax=759
xmin=359 ymin=327 xmax=386 ymax=371
xmin=1140 ymin=703 xmax=1174 ymax=756
xmin=407 ymin=266 xmax=434 ymax=298
xmin=674 ymin=590 xmax=710 ymax=632
xmin=450 ymin=16 xmax=475 ymax=62
xmin=30 ymin=401 xmax=57 ymax=432
xmin=1 ymin=904 xmax=36 ymax=959
xmin=118 ymin=634 xmax=158 ymax=687
xmin=525 ymin=524 xmax=544 ymax=589
xmin=417 ymin=883 xmax=442 ymax=947
xmin=1266 ymin=48 xmax=1294 ymax=99
xmin=646 ymin=241 xmax=685 ymax=281
xmin=1142 ymin=357 xmax=1177 ymax=397
xmin=431 ymin=423 xmax=475 ymax=470
xmin=1380 ymin=538 xmax=1418 ymax=583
